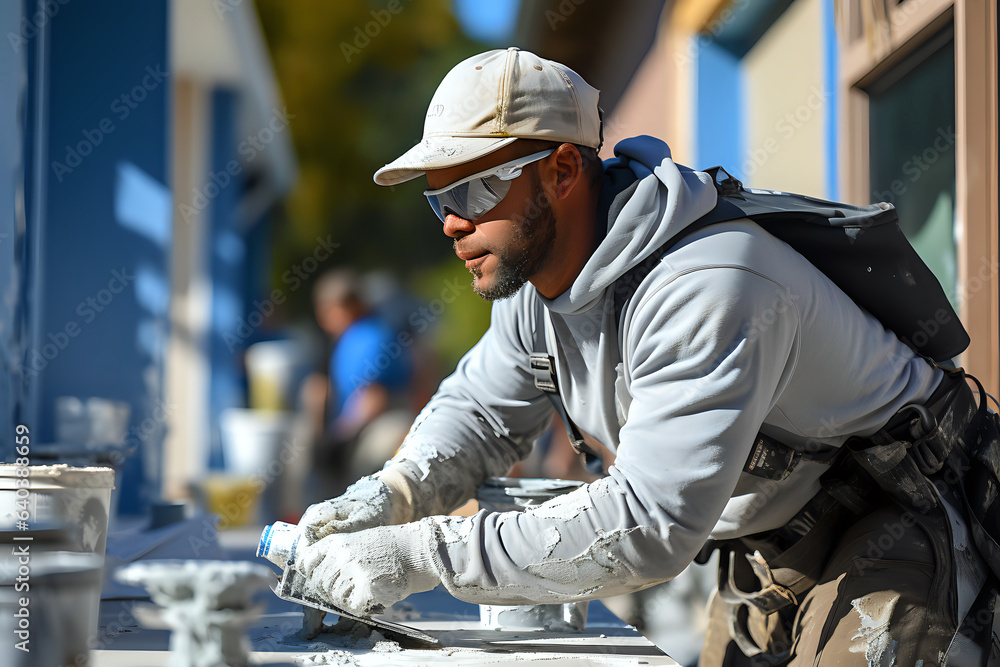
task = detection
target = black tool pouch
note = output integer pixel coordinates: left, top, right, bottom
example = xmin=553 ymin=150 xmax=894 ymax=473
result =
xmin=851 ymin=371 xmax=1000 ymax=583
xmin=846 ymin=430 xmax=940 ymax=514
xmin=956 ymin=376 xmax=1000 ymax=580
xmin=846 ymin=370 xmax=975 ymax=515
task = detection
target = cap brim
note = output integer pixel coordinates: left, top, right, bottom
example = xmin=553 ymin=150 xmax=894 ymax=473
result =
xmin=373 ymin=136 xmax=518 ymax=186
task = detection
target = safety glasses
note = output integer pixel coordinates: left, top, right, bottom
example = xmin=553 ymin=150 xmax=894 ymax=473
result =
xmin=424 ymin=149 xmax=554 ymax=223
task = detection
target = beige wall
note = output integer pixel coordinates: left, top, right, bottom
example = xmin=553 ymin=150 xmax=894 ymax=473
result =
xmin=742 ymin=0 xmax=828 ymax=195
xmin=600 ymin=13 xmax=693 ymax=163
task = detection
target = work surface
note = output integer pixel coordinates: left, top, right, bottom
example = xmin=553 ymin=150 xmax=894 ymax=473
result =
xmin=90 ymin=526 xmax=680 ymax=666
xmin=91 ymin=589 xmax=678 ymax=666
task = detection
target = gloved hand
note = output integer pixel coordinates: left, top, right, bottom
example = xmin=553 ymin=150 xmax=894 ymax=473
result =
xmin=288 ymin=520 xmax=441 ymax=617
xmin=299 ymin=474 xmax=395 ymax=545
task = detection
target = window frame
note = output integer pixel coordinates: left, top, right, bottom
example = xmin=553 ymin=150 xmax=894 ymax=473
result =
xmin=839 ymin=0 xmax=1000 ymax=392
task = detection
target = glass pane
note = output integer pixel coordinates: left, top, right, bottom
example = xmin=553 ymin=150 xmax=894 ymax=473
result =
xmin=867 ymin=35 xmax=957 ymax=309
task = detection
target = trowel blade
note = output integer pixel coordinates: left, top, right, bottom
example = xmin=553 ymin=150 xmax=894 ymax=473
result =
xmin=272 ymin=568 xmax=440 ymax=649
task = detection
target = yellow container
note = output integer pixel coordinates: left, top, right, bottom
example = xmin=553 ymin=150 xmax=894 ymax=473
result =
xmin=198 ymin=475 xmax=261 ymax=529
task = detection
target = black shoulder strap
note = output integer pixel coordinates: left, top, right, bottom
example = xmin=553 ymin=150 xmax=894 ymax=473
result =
xmin=613 ymin=166 xmax=969 ymax=362
xmin=528 ymin=353 xmax=606 ymax=476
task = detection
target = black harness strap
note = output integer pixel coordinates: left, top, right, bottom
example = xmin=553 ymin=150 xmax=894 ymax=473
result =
xmin=530 ymin=349 xmax=835 ymax=481
xmin=529 ymin=353 xmax=605 ymax=475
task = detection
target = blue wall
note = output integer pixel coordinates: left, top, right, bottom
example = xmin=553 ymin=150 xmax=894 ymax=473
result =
xmin=0 ymin=1 xmax=25 ymax=451
xmin=26 ymin=0 xmax=171 ymax=513
xmin=821 ymin=0 xmax=839 ymax=199
xmin=208 ymin=88 xmax=248 ymax=469
xmin=695 ymin=38 xmax=745 ymax=176
xmin=694 ymin=0 xmax=839 ymax=196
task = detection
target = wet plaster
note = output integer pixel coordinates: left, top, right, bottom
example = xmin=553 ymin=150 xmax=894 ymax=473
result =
xmin=850 ymin=594 xmax=899 ymax=667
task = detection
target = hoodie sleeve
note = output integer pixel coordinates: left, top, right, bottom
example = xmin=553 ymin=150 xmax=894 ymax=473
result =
xmin=424 ymin=265 xmax=802 ymax=605
xmin=380 ymin=289 xmax=555 ymax=521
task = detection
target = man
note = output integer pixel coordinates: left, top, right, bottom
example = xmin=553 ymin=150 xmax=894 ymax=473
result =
xmin=306 ymin=269 xmax=413 ymax=491
xmin=289 ymin=48 xmax=994 ymax=663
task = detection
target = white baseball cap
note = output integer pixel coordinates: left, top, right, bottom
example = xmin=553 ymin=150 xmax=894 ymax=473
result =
xmin=373 ymin=47 xmax=602 ymax=186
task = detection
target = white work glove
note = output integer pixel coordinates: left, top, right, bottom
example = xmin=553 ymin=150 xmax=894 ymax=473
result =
xmin=288 ymin=520 xmax=441 ymax=617
xmin=299 ymin=474 xmax=395 ymax=545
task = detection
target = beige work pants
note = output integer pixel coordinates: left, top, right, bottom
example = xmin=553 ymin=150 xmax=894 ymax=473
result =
xmin=700 ymin=501 xmax=966 ymax=666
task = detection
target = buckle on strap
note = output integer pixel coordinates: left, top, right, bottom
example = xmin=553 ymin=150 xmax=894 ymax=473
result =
xmin=717 ymin=549 xmax=804 ymax=616
xmin=529 ymin=352 xmax=602 ymax=463
xmin=529 ymin=353 xmax=558 ymax=393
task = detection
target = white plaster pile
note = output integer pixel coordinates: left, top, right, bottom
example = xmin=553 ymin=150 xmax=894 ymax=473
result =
xmin=279 ymin=615 xmax=401 ymax=656
xmin=295 ymin=651 xmax=359 ymax=666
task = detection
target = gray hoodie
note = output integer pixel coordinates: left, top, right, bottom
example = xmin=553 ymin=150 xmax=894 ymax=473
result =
xmin=385 ymin=136 xmax=942 ymax=605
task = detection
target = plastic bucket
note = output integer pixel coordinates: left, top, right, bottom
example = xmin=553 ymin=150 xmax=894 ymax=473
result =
xmin=219 ymin=408 xmax=295 ymax=476
xmin=477 ymin=477 xmax=589 ymax=632
xmin=0 ymin=465 xmax=115 ymax=556
xmin=480 ymin=601 xmax=589 ymax=632
xmin=244 ymin=340 xmax=305 ymax=412
xmin=54 ymin=396 xmax=130 ymax=447
xmin=477 ymin=477 xmax=584 ymax=512
xmin=0 ymin=551 xmax=103 ymax=667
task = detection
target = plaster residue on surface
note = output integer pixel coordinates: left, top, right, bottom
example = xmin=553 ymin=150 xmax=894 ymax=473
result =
xmin=849 ymin=593 xmax=899 ymax=667
xmin=295 ymin=650 xmax=359 ymax=666
xmin=277 ymin=615 xmax=401 ymax=654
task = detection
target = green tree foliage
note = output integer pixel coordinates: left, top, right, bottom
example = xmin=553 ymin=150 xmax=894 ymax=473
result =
xmin=254 ymin=0 xmax=493 ymax=370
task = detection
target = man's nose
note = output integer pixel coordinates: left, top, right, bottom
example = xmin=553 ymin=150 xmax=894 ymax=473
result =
xmin=443 ymin=212 xmax=475 ymax=238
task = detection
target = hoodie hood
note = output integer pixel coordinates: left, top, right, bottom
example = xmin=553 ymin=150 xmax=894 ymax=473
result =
xmin=540 ymin=136 xmax=718 ymax=314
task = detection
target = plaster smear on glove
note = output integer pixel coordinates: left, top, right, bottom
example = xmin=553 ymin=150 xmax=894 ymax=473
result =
xmin=302 ymin=476 xmax=393 ymax=543
xmin=333 ymin=477 xmax=392 ymax=529
xmin=299 ymin=545 xmax=412 ymax=617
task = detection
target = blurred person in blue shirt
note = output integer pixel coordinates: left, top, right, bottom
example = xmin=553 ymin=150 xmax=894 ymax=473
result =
xmin=307 ymin=269 xmax=414 ymax=496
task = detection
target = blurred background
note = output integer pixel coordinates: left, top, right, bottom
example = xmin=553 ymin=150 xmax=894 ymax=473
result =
xmin=0 ymin=0 xmax=996 ymax=660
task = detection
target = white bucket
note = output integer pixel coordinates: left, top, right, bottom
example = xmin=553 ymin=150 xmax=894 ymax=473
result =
xmin=219 ymin=408 xmax=295 ymax=476
xmin=244 ymin=340 xmax=305 ymax=412
xmin=477 ymin=477 xmax=589 ymax=632
xmin=55 ymin=396 xmax=131 ymax=446
xmin=0 ymin=465 xmax=115 ymax=556
xmin=480 ymin=601 xmax=589 ymax=632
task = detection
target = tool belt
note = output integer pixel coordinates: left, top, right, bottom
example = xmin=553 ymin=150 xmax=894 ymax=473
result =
xmin=710 ymin=368 xmax=1000 ymax=660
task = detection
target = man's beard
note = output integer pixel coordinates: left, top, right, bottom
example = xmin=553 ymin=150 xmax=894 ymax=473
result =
xmin=469 ymin=176 xmax=557 ymax=301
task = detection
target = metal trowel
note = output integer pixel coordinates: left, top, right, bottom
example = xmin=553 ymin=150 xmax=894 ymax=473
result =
xmin=272 ymin=567 xmax=440 ymax=649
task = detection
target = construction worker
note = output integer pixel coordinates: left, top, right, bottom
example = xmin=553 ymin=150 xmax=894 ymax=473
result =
xmin=288 ymin=48 xmax=999 ymax=664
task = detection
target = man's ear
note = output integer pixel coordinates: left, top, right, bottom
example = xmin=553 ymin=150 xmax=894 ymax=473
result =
xmin=550 ymin=144 xmax=583 ymax=200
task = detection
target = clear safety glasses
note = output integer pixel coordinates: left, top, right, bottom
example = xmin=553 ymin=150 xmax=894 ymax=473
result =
xmin=424 ymin=149 xmax=554 ymax=223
